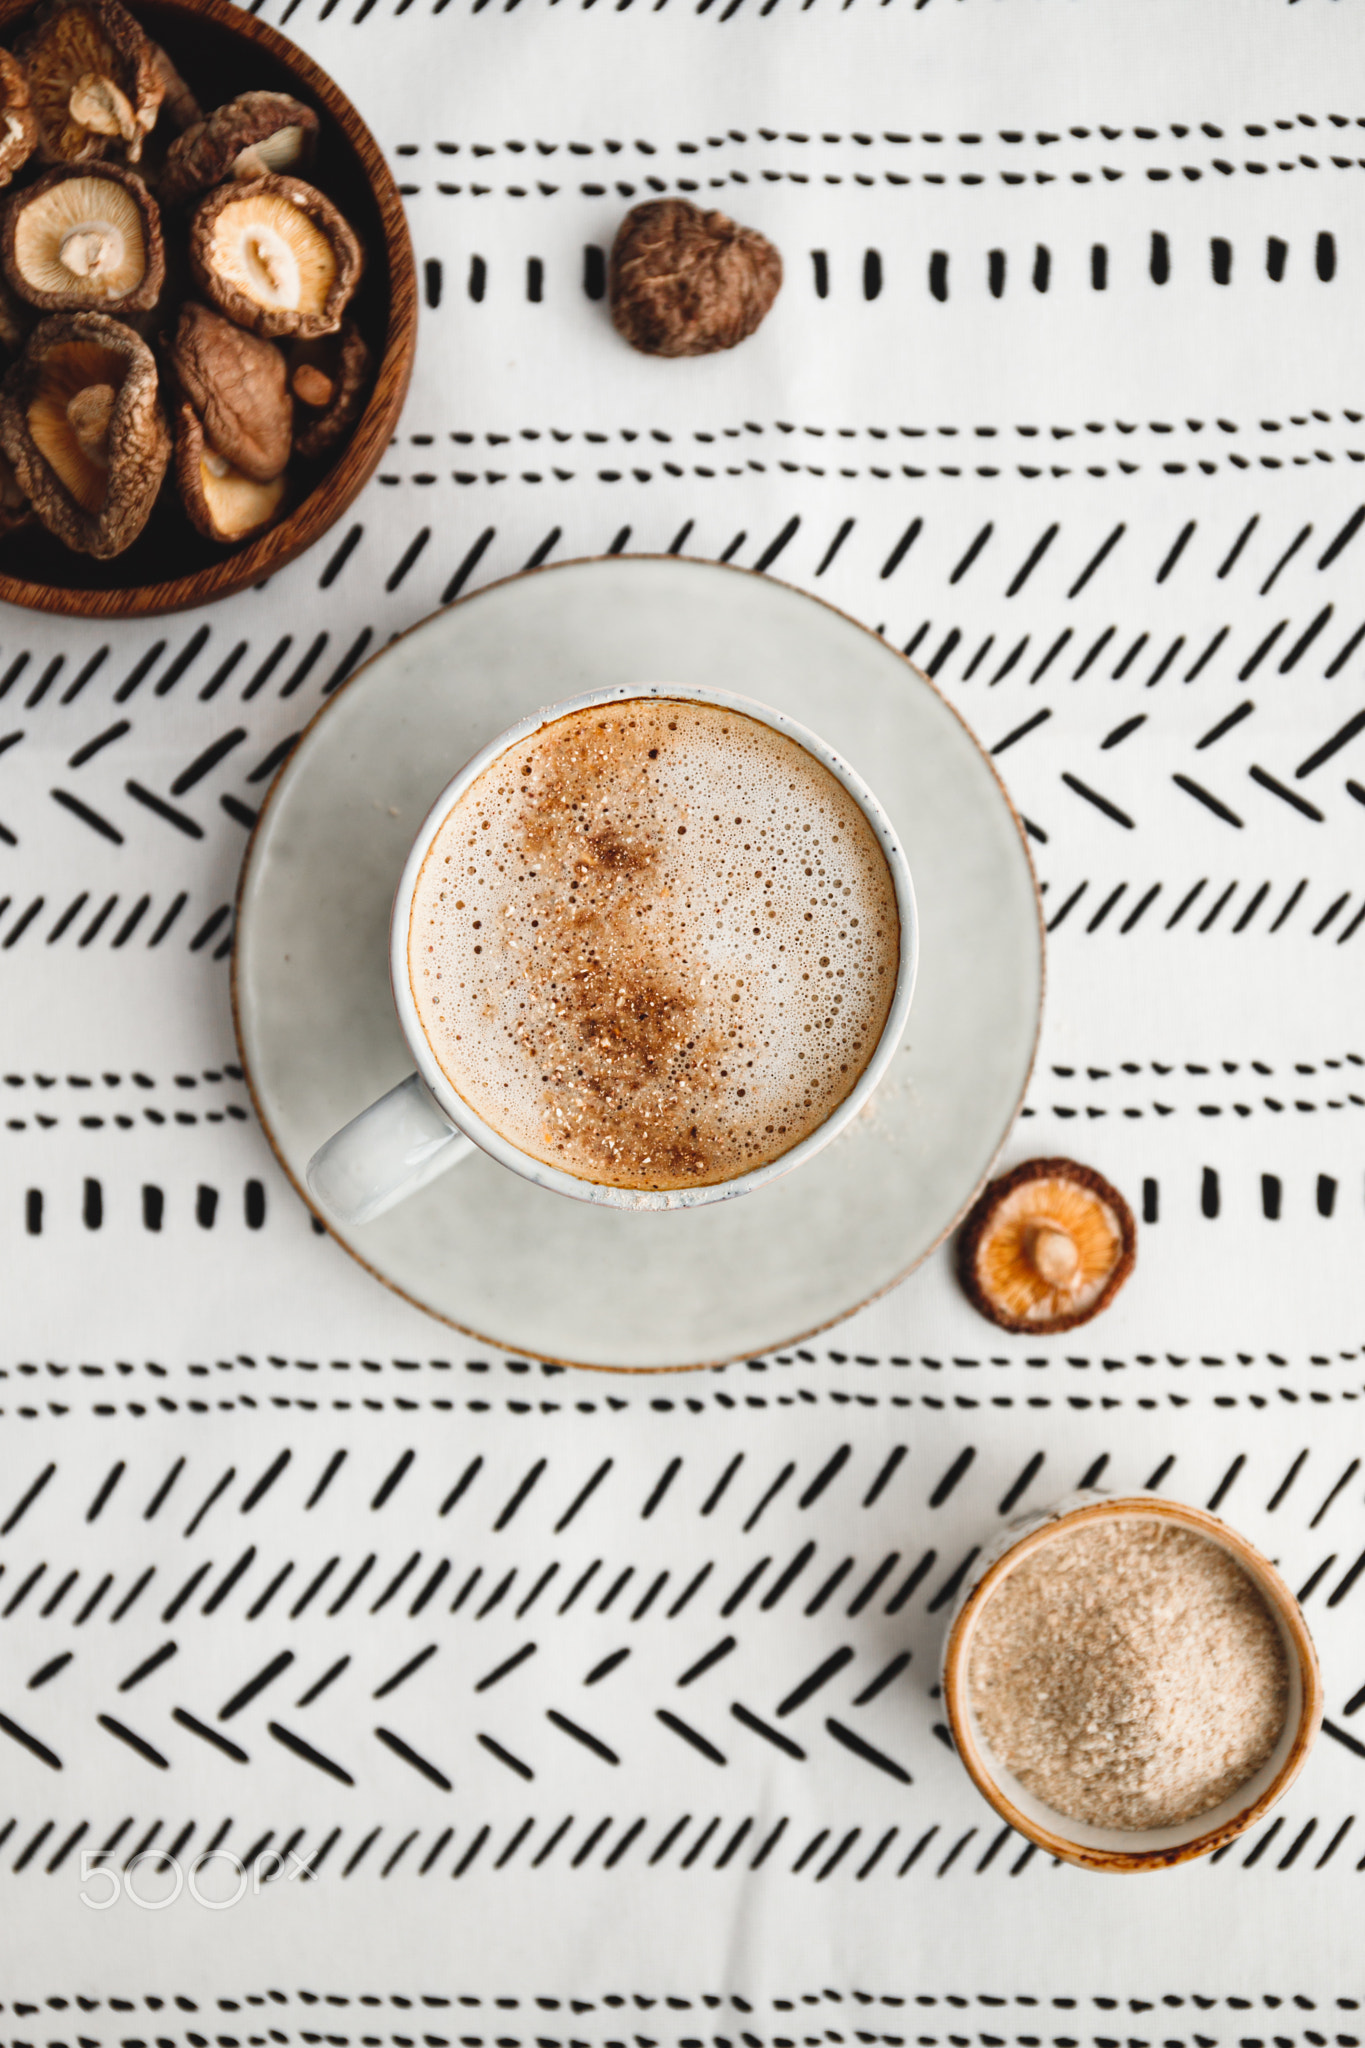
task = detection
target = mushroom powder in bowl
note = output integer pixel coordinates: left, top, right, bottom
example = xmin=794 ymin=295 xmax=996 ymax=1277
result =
xmin=967 ymin=1515 xmax=1289 ymax=1831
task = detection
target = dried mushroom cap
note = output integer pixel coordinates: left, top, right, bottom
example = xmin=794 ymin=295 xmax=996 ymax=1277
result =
xmin=0 ymin=273 xmax=32 ymax=353
xmin=0 ymin=49 xmax=39 ymax=188
xmin=17 ymin=0 xmax=162 ymax=165
xmin=292 ymin=362 xmax=329 ymax=407
xmin=189 ymin=174 xmax=360 ymax=340
xmin=288 ymin=317 xmax=369 ymax=461
xmin=609 ymin=197 xmax=782 ymax=358
xmin=174 ymin=397 xmax=284 ymax=543
xmin=168 ymin=300 xmax=290 ymax=483
xmin=957 ymin=1158 xmax=1136 ymax=1335
xmin=146 ymin=40 xmax=199 ymax=135
xmin=3 ymin=162 xmax=163 ymax=312
xmin=0 ymin=444 xmax=30 ymax=531
xmin=0 ymin=308 xmax=169 ymax=555
xmin=160 ymin=92 xmax=319 ymax=207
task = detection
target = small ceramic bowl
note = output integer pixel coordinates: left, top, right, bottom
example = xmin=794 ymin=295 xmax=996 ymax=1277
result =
xmin=0 ymin=0 xmax=416 ymax=618
xmin=941 ymin=1491 xmax=1323 ymax=1872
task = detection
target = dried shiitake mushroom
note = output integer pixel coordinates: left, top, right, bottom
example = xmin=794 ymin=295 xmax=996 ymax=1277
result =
xmin=188 ymin=174 xmax=360 ymax=340
xmin=957 ymin=1158 xmax=1136 ymax=1334
xmin=287 ymin=317 xmax=368 ymax=460
xmin=17 ymin=0 xmax=162 ymax=166
xmin=174 ymin=396 xmax=284 ymax=543
xmin=160 ymin=91 xmax=319 ymax=207
xmin=0 ymin=307 xmax=168 ymax=554
xmin=0 ymin=49 xmax=39 ymax=188
xmin=0 ymin=444 xmax=30 ymax=531
xmin=0 ymin=273 xmax=32 ymax=353
xmin=168 ymin=300 xmax=290 ymax=483
xmin=609 ymin=197 xmax=782 ymax=358
xmin=146 ymin=39 xmax=198 ymax=135
xmin=3 ymin=162 xmax=162 ymax=312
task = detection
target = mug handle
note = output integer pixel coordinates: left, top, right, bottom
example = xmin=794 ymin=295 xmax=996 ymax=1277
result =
xmin=306 ymin=1073 xmax=474 ymax=1227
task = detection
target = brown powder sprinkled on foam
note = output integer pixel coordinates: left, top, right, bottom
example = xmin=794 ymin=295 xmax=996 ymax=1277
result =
xmin=408 ymin=699 xmax=899 ymax=1192
xmin=967 ymin=1518 xmax=1289 ymax=1831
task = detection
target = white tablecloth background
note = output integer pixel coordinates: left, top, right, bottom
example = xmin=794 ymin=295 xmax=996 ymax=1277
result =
xmin=1 ymin=0 xmax=1361 ymax=2020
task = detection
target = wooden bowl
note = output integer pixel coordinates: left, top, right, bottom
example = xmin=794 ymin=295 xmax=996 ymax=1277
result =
xmin=0 ymin=0 xmax=416 ymax=617
xmin=941 ymin=1492 xmax=1323 ymax=1872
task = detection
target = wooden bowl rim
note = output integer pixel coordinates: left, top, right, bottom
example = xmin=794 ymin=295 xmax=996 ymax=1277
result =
xmin=941 ymin=1493 xmax=1324 ymax=1873
xmin=0 ymin=0 xmax=416 ymax=618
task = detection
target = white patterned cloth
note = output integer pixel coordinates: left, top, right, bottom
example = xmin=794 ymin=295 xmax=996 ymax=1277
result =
xmin=1 ymin=0 xmax=1361 ymax=2021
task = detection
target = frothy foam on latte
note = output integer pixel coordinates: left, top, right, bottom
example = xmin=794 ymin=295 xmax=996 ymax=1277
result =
xmin=408 ymin=698 xmax=900 ymax=1192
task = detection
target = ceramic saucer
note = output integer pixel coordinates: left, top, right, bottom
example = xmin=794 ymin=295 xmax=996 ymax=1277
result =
xmin=233 ymin=556 xmax=1043 ymax=1369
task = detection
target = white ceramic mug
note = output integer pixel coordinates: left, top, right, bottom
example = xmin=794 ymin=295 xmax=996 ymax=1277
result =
xmin=305 ymin=682 xmax=918 ymax=1225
